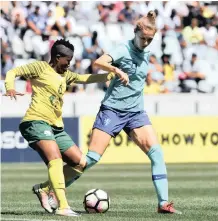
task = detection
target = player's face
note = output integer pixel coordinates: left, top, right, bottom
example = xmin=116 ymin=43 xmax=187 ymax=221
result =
xmin=57 ymin=56 xmax=73 ymax=74
xmin=134 ymin=27 xmax=155 ymax=50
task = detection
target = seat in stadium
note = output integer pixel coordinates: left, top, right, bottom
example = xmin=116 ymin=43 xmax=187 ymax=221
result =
xmin=163 ymin=35 xmax=183 ymax=65
xmin=74 ymin=24 xmax=89 ymax=36
xmin=121 ymin=23 xmax=134 ymax=40
xmin=67 ymin=37 xmax=84 ymax=60
xmin=81 ymin=59 xmax=91 ymax=71
xmin=90 ymin=22 xmax=106 ymax=39
xmin=183 ymin=79 xmax=198 ymax=90
xmin=105 ymin=23 xmax=123 ymax=43
xmin=11 ymin=36 xmax=26 ymax=57
xmin=14 ymin=59 xmax=29 ymax=68
xmin=198 ymin=80 xmax=213 ymax=93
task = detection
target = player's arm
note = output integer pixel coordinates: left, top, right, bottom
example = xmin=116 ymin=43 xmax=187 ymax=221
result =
xmin=66 ymin=71 xmax=115 ymax=85
xmin=4 ymin=61 xmax=44 ymax=100
xmin=94 ymin=53 xmax=129 ymax=85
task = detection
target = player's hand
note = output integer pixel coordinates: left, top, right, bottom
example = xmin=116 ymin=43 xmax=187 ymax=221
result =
xmin=3 ymin=89 xmax=24 ymax=100
xmin=114 ymin=68 xmax=129 ymax=85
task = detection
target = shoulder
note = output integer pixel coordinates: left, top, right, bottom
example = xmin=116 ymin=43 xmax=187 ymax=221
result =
xmin=113 ymin=42 xmax=130 ymax=54
xmin=31 ymin=60 xmax=48 ymax=68
xmin=64 ymin=70 xmax=77 ymax=78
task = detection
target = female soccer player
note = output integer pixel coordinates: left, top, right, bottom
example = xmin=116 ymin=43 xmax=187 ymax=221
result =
xmin=49 ymin=11 xmax=182 ymax=215
xmin=4 ymin=39 xmax=128 ymax=217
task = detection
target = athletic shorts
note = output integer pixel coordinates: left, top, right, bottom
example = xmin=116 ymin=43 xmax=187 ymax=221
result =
xmin=19 ymin=120 xmax=75 ymax=153
xmin=93 ymin=105 xmax=152 ymax=137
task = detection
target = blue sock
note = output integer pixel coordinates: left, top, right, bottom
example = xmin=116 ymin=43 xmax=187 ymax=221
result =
xmin=85 ymin=150 xmax=101 ymax=170
xmin=147 ymin=144 xmax=168 ymax=207
xmin=65 ymin=151 xmax=101 ymax=187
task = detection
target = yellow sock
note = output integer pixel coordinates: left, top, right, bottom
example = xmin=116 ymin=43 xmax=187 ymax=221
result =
xmin=40 ymin=164 xmax=83 ymax=194
xmin=40 ymin=180 xmax=50 ymax=194
xmin=48 ymin=158 xmax=69 ymax=209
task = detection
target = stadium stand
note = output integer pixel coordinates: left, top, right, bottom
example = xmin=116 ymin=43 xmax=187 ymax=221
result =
xmin=1 ymin=1 xmax=218 ymax=94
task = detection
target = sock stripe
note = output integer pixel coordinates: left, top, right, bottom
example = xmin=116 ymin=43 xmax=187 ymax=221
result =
xmin=152 ymin=174 xmax=167 ymax=181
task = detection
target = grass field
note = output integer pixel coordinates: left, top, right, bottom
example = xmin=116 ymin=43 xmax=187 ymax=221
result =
xmin=1 ymin=163 xmax=218 ymax=221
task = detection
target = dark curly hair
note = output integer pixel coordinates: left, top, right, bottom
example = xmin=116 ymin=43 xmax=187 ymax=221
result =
xmin=50 ymin=39 xmax=74 ymax=62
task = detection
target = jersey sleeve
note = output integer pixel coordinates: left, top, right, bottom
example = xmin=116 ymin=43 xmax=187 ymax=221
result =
xmin=107 ymin=44 xmax=127 ymax=64
xmin=5 ymin=61 xmax=47 ymax=90
xmin=66 ymin=71 xmax=115 ymax=85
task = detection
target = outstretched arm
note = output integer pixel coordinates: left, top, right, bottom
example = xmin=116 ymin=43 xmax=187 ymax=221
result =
xmin=66 ymin=71 xmax=115 ymax=85
xmin=94 ymin=54 xmax=129 ymax=85
xmin=4 ymin=61 xmax=45 ymax=100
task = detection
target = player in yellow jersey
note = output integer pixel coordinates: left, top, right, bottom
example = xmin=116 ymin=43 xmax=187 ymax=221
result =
xmin=4 ymin=39 xmax=129 ymax=217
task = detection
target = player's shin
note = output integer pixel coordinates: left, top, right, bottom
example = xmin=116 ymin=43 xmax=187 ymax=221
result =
xmin=64 ymin=164 xmax=83 ymax=187
xmin=147 ymin=144 xmax=168 ymax=207
xmin=64 ymin=150 xmax=101 ymax=187
xmin=48 ymin=158 xmax=69 ymax=209
xmin=84 ymin=150 xmax=101 ymax=170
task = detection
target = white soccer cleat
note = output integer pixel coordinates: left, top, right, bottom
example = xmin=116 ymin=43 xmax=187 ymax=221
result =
xmin=55 ymin=207 xmax=81 ymax=217
xmin=48 ymin=191 xmax=58 ymax=210
xmin=32 ymin=184 xmax=53 ymax=213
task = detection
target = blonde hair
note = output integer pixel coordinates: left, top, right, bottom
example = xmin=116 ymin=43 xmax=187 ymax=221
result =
xmin=135 ymin=10 xmax=156 ymax=32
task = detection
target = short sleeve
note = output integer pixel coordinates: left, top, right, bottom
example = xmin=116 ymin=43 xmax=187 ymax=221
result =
xmin=108 ymin=44 xmax=127 ymax=63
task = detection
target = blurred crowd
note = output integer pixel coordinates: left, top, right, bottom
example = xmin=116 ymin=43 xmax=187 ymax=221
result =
xmin=1 ymin=1 xmax=218 ymax=94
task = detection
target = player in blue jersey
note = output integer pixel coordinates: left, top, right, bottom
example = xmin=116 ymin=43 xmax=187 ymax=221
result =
xmin=42 ymin=11 xmax=181 ymax=214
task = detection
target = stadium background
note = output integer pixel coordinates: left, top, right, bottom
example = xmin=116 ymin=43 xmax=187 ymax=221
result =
xmin=1 ymin=1 xmax=218 ymax=163
xmin=1 ymin=1 xmax=218 ymax=221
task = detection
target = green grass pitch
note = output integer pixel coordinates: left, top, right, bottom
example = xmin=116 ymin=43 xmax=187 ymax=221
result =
xmin=1 ymin=163 xmax=218 ymax=221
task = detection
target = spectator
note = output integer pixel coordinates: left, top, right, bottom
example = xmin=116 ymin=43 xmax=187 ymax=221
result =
xmin=162 ymin=54 xmax=175 ymax=82
xmin=1 ymin=53 xmax=14 ymax=79
xmin=84 ymin=59 xmax=103 ymax=93
xmin=182 ymin=18 xmax=204 ymax=44
xmin=182 ymin=53 xmax=205 ymax=83
xmin=97 ymin=3 xmax=110 ymax=24
xmin=144 ymin=73 xmax=163 ymax=94
xmin=118 ymin=1 xmax=138 ymax=24
xmin=27 ymin=6 xmax=47 ymax=35
xmin=162 ymin=54 xmax=178 ymax=92
xmin=148 ymin=55 xmax=164 ymax=84
xmin=201 ymin=19 xmax=217 ymax=47
xmin=82 ymin=31 xmax=104 ymax=60
xmin=1 ymin=1 xmax=217 ymax=95
xmin=68 ymin=59 xmax=87 ymax=92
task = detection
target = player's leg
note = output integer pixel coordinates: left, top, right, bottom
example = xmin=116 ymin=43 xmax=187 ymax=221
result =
xmin=44 ymin=105 xmax=125 ymax=210
xmin=19 ymin=121 xmax=79 ymax=217
xmin=125 ymin=112 xmax=181 ymax=214
xmin=34 ymin=128 xmax=83 ymax=214
xmin=63 ymin=105 xmax=125 ymax=179
xmin=38 ymin=144 xmax=83 ymax=211
xmin=46 ymin=128 xmax=111 ymax=212
xmin=62 ymin=105 xmax=125 ymax=185
xmin=82 ymin=104 xmax=127 ymax=171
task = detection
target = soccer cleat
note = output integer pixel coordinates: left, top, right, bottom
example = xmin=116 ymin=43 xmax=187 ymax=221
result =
xmin=48 ymin=191 xmax=58 ymax=210
xmin=158 ymin=202 xmax=182 ymax=214
xmin=55 ymin=207 xmax=81 ymax=217
xmin=32 ymin=184 xmax=53 ymax=213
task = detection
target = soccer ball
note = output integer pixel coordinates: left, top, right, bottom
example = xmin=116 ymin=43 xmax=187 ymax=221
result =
xmin=83 ymin=189 xmax=110 ymax=213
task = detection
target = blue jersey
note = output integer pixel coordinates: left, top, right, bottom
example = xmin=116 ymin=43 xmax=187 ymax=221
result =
xmin=102 ymin=40 xmax=150 ymax=112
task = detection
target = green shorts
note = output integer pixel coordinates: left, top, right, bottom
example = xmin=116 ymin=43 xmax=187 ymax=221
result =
xmin=19 ymin=120 xmax=75 ymax=153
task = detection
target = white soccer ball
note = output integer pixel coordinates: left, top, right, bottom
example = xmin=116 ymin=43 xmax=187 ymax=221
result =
xmin=83 ymin=189 xmax=110 ymax=213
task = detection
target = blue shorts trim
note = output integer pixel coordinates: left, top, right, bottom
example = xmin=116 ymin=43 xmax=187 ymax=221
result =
xmin=93 ymin=105 xmax=152 ymax=137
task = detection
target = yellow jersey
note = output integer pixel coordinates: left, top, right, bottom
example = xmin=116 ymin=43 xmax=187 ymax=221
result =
xmin=5 ymin=61 xmax=114 ymax=127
